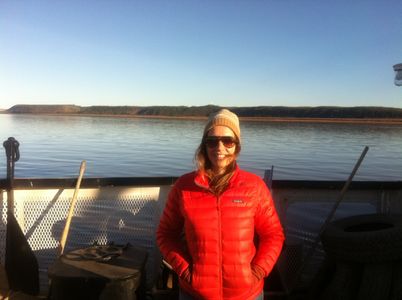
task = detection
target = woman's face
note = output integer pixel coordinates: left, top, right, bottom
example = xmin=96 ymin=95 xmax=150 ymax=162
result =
xmin=206 ymin=126 xmax=237 ymax=174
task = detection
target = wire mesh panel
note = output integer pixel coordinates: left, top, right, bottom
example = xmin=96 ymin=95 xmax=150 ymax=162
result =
xmin=1 ymin=185 xmax=171 ymax=293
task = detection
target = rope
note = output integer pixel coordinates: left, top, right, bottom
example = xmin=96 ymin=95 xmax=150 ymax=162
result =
xmin=63 ymin=245 xmax=125 ymax=262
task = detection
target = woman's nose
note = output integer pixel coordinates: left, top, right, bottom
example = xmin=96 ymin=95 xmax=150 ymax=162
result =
xmin=217 ymin=140 xmax=225 ymax=150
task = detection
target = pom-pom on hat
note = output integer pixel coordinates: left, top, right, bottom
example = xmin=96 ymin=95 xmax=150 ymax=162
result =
xmin=203 ymin=109 xmax=241 ymax=142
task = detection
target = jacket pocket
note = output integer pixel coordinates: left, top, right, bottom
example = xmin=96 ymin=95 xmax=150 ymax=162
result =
xmin=239 ymin=264 xmax=255 ymax=287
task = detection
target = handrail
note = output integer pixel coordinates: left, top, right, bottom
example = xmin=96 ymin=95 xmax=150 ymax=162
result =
xmin=0 ymin=177 xmax=401 ymax=190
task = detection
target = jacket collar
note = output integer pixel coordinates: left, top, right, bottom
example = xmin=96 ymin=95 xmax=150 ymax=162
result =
xmin=194 ymin=164 xmax=240 ymax=191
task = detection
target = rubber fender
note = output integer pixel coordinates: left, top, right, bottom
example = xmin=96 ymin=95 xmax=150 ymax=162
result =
xmin=321 ymin=214 xmax=402 ymax=263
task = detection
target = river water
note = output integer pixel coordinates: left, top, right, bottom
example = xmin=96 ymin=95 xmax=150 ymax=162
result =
xmin=0 ymin=113 xmax=401 ymax=181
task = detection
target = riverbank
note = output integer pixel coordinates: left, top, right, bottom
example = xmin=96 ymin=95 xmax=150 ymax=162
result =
xmin=2 ymin=111 xmax=402 ymax=125
xmin=66 ymin=114 xmax=402 ymax=125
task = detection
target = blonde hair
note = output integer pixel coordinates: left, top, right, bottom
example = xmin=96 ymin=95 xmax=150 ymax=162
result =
xmin=195 ymin=133 xmax=241 ymax=195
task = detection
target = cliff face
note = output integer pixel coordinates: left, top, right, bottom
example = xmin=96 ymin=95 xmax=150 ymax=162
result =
xmin=7 ymin=105 xmax=81 ymax=114
xmin=5 ymin=104 xmax=402 ymax=119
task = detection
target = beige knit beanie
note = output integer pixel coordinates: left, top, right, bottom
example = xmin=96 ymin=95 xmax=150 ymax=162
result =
xmin=203 ymin=109 xmax=241 ymax=141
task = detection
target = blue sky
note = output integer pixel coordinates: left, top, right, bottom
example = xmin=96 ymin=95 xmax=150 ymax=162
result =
xmin=1 ymin=0 xmax=401 ymax=109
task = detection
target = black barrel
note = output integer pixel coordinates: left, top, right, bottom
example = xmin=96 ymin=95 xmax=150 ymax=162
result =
xmin=48 ymin=244 xmax=148 ymax=300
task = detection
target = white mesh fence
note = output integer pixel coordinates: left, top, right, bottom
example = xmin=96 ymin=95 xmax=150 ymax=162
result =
xmin=0 ymin=185 xmax=171 ymax=292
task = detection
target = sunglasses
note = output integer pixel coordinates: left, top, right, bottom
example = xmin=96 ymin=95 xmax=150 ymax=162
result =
xmin=205 ymin=136 xmax=237 ymax=148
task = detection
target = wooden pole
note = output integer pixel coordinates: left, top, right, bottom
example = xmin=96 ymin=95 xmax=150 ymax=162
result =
xmin=57 ymin=160 xmax=86 ymax=256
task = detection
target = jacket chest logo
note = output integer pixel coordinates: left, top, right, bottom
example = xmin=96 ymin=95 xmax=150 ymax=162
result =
xmin=232 ymin=199 xmax=244 ymax=204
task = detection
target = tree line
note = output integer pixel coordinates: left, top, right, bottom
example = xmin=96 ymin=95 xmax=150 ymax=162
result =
xmin=6 ymin=104 xmax=402 ymax=119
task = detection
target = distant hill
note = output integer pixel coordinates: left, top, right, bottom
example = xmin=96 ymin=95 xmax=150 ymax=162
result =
xmin=7 ymin=104 xmax=81 ymax=114
xmin=5 ymin=104 xmax=402 ymax=119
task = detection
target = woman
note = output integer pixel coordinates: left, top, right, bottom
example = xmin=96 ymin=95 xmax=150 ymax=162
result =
xmin=157 ymin=109 xmax=284 ymax=300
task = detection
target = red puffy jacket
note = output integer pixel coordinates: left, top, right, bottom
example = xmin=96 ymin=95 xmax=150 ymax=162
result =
xmin=157 ymin=167 xmax=284 ymax=300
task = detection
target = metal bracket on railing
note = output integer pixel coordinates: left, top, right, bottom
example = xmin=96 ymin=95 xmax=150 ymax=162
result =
xmin=264 ymin=165 xmax=274 ymax=189
xmin=3 ymin=137 xmax=20 ymax=212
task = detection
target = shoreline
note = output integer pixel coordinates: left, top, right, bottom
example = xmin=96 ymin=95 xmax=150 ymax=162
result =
xmin=2 ymin=112 xmax=402 ymax=124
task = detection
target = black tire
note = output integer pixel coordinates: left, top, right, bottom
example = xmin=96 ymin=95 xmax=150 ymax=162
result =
xmin=321 ymin=214 xmax=402 ymax=263
xmin=389 ymin=260 xmax=402 ymax=300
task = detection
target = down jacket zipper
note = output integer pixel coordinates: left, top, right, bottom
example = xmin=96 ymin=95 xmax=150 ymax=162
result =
xmin=217 ymin=194 xmax=223 ymax=299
